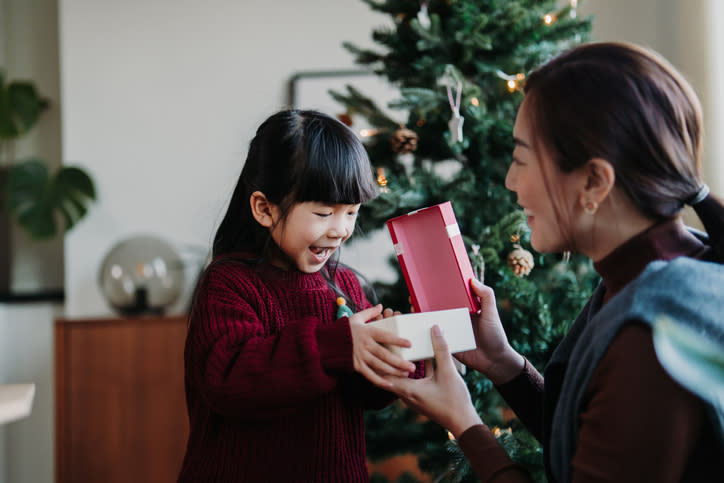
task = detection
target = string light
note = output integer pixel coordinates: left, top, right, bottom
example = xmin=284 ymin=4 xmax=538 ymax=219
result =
xmin=492 ymin=427 xmax=513 ymax=438
xmin=496 ymin=70 xmax=525 ymax=92
xmin=543 ymin=0 xmax=578 ymax=25
xmin=359 ymin=128 xmax=379 ymax=138
xmin=376 ymin=167 xmax=389 ymax=193
xmin=470 ymin=97 xmax=479 ymax=106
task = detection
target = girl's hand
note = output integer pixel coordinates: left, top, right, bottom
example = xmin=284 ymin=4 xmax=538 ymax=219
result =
xmin=383 ymin=325 xmax=483 ymax=438
xmin=372 ymin=306 xmax=401 ymax=320
xmin=455 ymin=279 xmax=525 ymax=385
xmin=349 ymin=304 xmax=416 ymax=388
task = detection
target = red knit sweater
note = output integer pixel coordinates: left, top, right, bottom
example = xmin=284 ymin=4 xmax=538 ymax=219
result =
xmin=177 ymin=258 xmax=396 ymax=482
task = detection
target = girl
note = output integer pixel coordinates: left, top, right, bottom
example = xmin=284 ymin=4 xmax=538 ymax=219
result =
xmin=178 ymin=109 xmax=417 ymax=482
xmin=379 ymin=42 xmax=724 ymax=482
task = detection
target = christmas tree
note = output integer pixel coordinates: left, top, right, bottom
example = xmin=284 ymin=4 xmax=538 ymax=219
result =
xmin=332 ymin=1 xmax=600 ymax=481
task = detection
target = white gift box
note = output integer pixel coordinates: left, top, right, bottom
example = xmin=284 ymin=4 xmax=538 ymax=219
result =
xmin=367 ymin=307 xmax=475 ymax=361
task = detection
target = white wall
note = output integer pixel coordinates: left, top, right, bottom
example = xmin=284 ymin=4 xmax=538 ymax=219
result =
xmin=59 ymin=0 xmax=392 ymax=317
xmin=0 ymin=303 xmax=58 ymax=483
xmin=580 ymin=0 xmax=723 ymax=227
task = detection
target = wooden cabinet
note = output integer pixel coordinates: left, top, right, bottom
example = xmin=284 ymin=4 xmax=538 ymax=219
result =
xmin=55 ymin=315 xmax=189 ymax=483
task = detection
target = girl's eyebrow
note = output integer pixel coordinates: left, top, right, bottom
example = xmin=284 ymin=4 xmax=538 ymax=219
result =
xmin=513 ymin=136 xmax=530 ymax=148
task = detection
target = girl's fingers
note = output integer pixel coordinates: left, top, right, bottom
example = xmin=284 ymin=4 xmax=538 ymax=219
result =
xmin=364 ymin=352 xmax=412 ymax=377
xmin=352 ymin=304 xmax=384 ymax=324
xmin=365 ymin=342 xmax=416 ymax=374
xmin=359 ymin=364 xmax=393 ymax=389
xmin=369 ymin=327 xmax=412 ymax=347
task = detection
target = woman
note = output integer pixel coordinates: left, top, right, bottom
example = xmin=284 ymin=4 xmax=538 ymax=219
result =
xmin=379 ymin=42 xmax=724 ymax=482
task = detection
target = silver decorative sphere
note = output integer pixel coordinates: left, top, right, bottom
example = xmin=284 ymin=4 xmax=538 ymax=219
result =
xmin=99 ymin=235 xmax=184 ymax=316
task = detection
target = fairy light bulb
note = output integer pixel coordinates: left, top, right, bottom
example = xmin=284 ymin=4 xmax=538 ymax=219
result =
xmin=498 ymin=70 xmax=526 ymax=93
xmin=376 ymin=167 xmax=388 ymax=193
xmin=470 ymin=97 xmax=479 ymax=106
xmin=543 ymin=13 xmax=556 ymax=25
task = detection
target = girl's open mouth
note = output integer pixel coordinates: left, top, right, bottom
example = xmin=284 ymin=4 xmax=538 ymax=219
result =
xmin=310 ymin=246 xmax=333 ymax=263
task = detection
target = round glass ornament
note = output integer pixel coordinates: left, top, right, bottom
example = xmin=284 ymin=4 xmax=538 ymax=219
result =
xmin=98 ymin=235 xmax=184 ymax=316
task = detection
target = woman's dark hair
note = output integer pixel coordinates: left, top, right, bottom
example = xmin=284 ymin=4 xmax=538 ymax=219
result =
xmin=523 ymin=41 xmax=724 ymax=261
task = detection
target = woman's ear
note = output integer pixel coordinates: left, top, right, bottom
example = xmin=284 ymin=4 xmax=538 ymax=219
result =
xmin=250 ymin=191 xmax=277 ymax=228
xmin=580 ymin=158 xmax=615 ymax=209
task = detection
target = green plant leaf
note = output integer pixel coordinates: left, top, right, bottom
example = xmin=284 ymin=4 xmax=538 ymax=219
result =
xmin=5 ymin=158 xmax=96 ymax=239
xmin=0 ymin=70 xmax=48 ymax=140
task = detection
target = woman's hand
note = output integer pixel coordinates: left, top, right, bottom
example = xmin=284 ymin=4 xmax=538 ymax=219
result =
xmin=455 ymin=279 xmax=525 ymax=385
xmin=384 ymin=325 xmax=483 ymax=438
xmin=349 ymin=304 xmax=416 ymax=388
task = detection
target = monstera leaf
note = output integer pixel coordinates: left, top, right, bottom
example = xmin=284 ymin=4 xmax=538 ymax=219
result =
xmin=0 ymin=70 xmax=48 ymax=140
xmin=4 ymin=158 xmax=96 ymax=239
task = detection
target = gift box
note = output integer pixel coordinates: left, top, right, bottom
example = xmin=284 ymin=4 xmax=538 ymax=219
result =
xmin=386 ymin=201 xmax=481 ymax=314
xmin=367 ymin=308 xmax=475 ymax=361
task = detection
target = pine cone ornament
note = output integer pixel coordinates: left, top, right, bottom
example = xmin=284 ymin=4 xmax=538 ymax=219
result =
xmin=390 ymin=128 xmax=419 ymax=153
xmin=507 ymin=245 xmax=534 ymax=277
xmin=337 ymin=113 xmax=353 ymax=127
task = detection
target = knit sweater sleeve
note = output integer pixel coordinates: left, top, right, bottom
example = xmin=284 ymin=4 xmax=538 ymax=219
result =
xmin=186 ymin=265 xmax=354 ymax=419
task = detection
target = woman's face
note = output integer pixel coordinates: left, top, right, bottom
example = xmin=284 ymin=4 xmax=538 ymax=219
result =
xmin=505 ymin=98 xmax=583 ymax=254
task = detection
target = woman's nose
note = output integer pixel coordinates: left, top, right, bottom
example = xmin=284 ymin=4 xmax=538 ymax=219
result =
xmin=505 ymin=165 xmax=516 ymax=191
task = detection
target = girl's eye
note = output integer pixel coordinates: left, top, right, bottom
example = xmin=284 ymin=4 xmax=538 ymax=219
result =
xmin=347 ymin=210 xmax=358 ymax=216
xmin=315 ymin=213 xmax=332 ymax=218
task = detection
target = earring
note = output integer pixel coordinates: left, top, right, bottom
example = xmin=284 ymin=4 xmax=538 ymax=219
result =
xmin=583 ymin=200 xmax=598 ymax=214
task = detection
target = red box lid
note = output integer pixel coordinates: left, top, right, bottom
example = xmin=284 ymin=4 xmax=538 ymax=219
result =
xmin=386 ymin=201 xmax=481 ymax=314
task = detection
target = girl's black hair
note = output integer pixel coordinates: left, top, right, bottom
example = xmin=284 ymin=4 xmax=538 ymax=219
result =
xmin=192 ymin=109 xmax=379 ymax=317
xmin=213 ymin=109 xmax=378 ymax=258
xmin=523 ymin=41 xmax=724 ymax=261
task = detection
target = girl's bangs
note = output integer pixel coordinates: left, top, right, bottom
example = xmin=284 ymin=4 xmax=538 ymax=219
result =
xmin=295 ymin=130 xmax=378 ymax=205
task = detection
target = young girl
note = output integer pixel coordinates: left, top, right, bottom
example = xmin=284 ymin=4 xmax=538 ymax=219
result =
xmin=378 ymin=42 xmax=724 ymax=482
xmin=177 ymin=109 xmax=417 ymax=482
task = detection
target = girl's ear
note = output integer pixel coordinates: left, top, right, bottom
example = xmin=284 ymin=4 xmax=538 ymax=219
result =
xmin=250 ymin=191 xmax=277 ymax=228
xmin=580 ymin=158 xmax=616 ymax=208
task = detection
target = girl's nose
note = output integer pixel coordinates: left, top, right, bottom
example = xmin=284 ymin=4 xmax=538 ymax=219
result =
xmin=329 ymin=218 xmax=352 ymax=239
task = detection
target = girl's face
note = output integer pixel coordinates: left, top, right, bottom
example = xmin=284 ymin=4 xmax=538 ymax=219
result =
xmin=505 ymin=98 xmax=583 ymax=253
xmin=269 ymin=201 xmax=360 ymax=273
